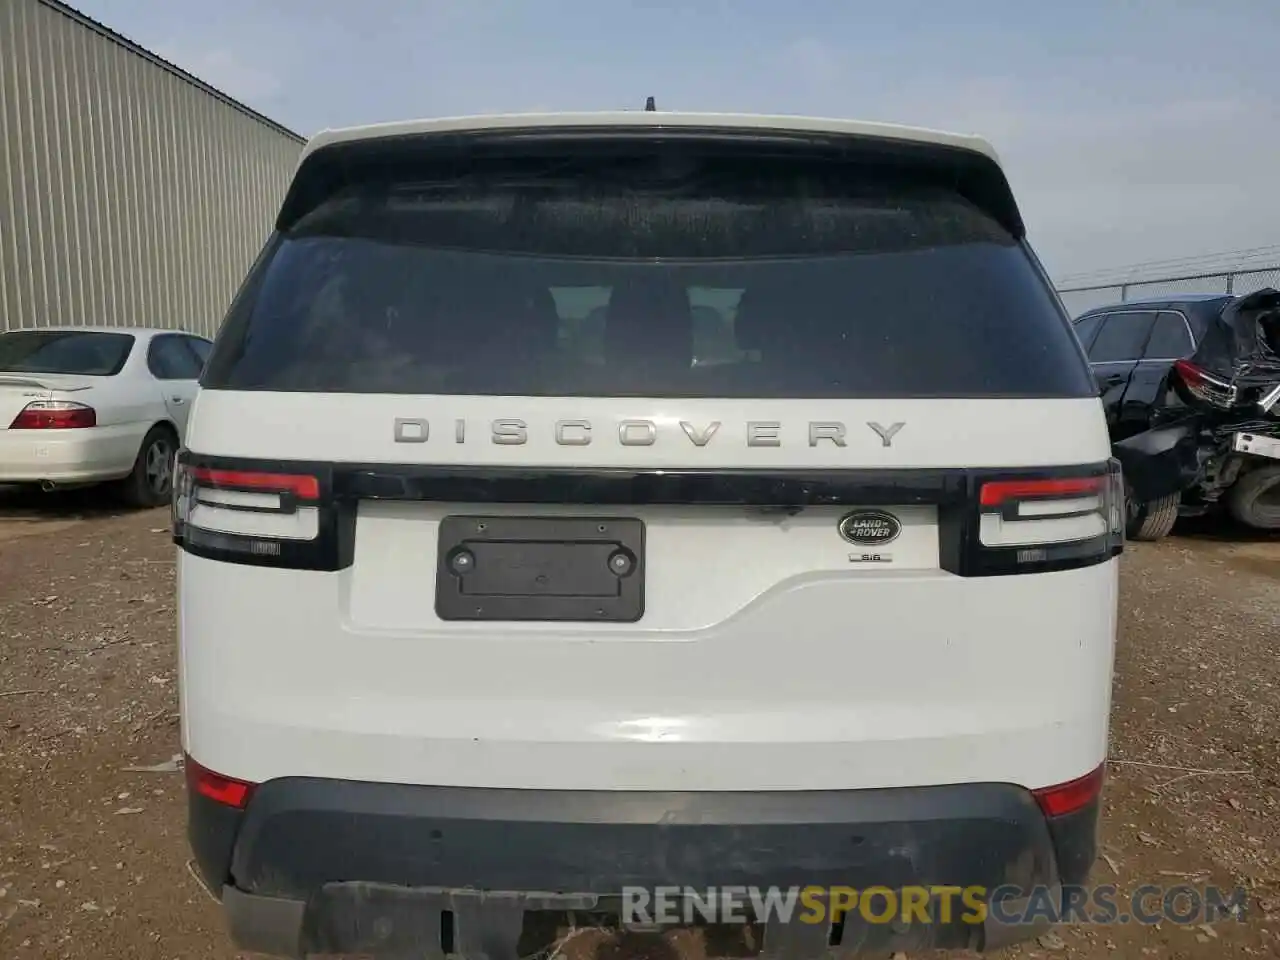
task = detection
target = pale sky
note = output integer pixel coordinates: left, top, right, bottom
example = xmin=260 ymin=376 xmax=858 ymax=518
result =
xmin=71 ymin=0 xmax=1280 ymax=282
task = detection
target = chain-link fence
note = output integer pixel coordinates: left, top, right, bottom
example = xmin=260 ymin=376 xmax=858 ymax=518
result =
xmin=1057 ymin=266 xmax=1280 ymax=317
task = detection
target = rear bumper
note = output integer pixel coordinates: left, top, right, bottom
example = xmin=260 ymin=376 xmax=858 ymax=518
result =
xmin=0 ymin=424 xmax=142 ymax=483
xmin=191 ymin=776 xmax=1100 ymax=958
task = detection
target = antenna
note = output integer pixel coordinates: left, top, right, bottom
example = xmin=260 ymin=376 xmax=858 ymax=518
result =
xmin=644 ymin=96 xmax=656 ymax=112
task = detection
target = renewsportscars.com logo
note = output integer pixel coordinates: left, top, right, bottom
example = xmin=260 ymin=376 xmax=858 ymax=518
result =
xmin=620 ymin=884 xmax=1248 ymax=928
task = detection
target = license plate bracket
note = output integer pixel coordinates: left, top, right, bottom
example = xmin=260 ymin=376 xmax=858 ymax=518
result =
xmin=435 ymin=516 xmax=645 ymax=622
xmin=1231 ymin=431 xmax=1280 ymax=461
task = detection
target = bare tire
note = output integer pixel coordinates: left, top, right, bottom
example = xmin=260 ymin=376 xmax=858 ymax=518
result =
xmin=116 ymin=425 xmax=178 ymax=508
xmin=1225 ymin=465 xmax=1280 ymax=532
xmin=1125 ymin=490 xmax=1180 ymax=542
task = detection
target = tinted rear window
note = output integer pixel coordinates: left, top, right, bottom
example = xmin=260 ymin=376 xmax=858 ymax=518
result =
xmin=204 ymin=143 xmax=1093 ymax=399
xmin=0 ymin=331 xmax=135 ymax=376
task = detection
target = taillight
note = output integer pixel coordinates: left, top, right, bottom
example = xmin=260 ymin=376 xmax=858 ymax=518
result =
xmin=9 ymin=400 xmax=96 ymax=429
xmin=1032 ymin=763 xmax=1106 ymax=817
xmin=965 ymin=460 xmax=1124 ymax=576
xmin=184 ymin=754 xmax=255 ymax=809
xmin=1173 ymin=359 xmax=1238 ymax=409
xmin=189 ymin=465 xmax=321 ymax=501
xmin=173 ymin=452 xmax=351 ymax=570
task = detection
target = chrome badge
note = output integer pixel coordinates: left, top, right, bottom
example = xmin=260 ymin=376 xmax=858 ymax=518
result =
xmin=838 ymin=510 xmax=902 ymax=546
xmin=392 ymin=418 xmax=905 ymax=448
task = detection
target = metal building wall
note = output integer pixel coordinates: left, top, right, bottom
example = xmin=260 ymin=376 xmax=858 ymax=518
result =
xmin=0 ymin=0 xmax=304 ymax=337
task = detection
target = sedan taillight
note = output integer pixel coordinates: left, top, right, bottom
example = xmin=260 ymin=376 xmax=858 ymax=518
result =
xmin=9 ymin=400 xmax=97 ymax=429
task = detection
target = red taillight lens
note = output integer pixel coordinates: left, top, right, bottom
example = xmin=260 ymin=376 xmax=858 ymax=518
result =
xmin=979 ymin=476 xmax=1106 ymax=508
xmin=184 ymin=754 xmax=255 ymax=809
xmin=189 ymin=466 xmax=320 ymax=500
xmin=9 ymin=400 xmax=97 ymax=429
xmin=1173 ymin=359 xmax=1238 ymax=409
xmin=968 ymin=461 xmax=1124 ymax=575
xmin=1032 ymin=763 xmax=1106 ymax=817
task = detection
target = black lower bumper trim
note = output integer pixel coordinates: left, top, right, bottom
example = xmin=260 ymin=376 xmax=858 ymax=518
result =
xmin=190 ymin=778 xmax=1100 ymax=958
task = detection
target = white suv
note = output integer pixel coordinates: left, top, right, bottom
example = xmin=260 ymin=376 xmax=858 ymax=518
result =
xmin=173 ymin=112 xmax=1123 ymax=958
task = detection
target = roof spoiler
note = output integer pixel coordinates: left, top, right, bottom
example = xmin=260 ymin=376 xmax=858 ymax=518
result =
xmin=274 ymin=125 xmax=1025 ymax=238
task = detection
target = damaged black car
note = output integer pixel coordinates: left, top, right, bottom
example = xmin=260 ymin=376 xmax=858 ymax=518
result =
xmin=1072 ymin=288 xmax=1280 ymax=540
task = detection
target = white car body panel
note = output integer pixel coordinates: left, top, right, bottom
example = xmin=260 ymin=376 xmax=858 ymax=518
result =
xmin=180 ymin=549 xmax=1116 ymax=792
xmin=163 ymin=379 xmax=200 ymax=438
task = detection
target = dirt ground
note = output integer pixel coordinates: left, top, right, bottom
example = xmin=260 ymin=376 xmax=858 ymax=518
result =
xmin=0 ymin=490 xmax=1278 ymax=960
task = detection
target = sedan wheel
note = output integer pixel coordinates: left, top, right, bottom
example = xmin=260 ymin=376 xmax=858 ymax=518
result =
xmin=145 ymin=435 xmax=174 ymax=499
xmin=116 ymin=426 xmax=179 ymax=508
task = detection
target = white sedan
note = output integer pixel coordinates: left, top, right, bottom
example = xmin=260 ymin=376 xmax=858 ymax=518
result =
xmin=0 ymin=326 xmax=211 ymax=506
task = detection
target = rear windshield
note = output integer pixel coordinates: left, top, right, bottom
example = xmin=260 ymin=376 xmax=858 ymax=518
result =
xmin=0 ymin=331 xmax=135 ymax=376
xmin=203 ymin=143 xmax=1093 ymax=399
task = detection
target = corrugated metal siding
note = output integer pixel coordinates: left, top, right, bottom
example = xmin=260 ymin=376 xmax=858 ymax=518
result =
xmin=0 ymin=0 xmax=303 ymax=337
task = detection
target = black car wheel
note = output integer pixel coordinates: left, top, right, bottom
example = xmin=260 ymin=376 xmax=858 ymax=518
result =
xmin=1124 ymin=484 xmax=1180 ymax=542
xmin=1226 ymin=464 xmax=1280 ymax=532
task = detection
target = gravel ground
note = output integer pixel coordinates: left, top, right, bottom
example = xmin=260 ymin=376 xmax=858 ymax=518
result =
xmin=0 ymin=493 xmax=1277 ymax=959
